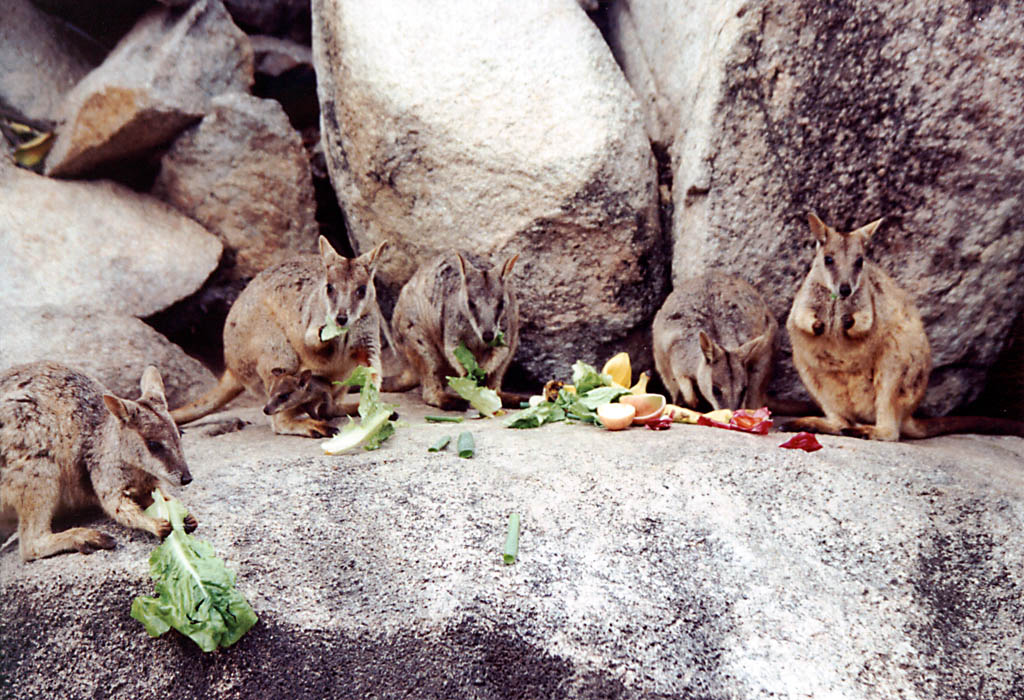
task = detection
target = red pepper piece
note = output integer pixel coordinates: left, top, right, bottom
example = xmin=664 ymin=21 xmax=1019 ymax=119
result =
xmin=779 ymin=431 xmax=823 ymax=452
xmin=645 ymin=415 xmax=673 ymax=431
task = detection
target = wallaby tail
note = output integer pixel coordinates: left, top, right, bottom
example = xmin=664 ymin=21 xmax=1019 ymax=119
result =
xmin=902 ymin=415 xmax=1024 ymax=439
xmin=170 ymin=371 xmax=245 ymax=425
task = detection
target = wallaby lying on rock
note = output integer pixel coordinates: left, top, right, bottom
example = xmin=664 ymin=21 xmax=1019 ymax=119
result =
xmin=653 ymin=271 xmax=777 ymax=410
xmin=0 ymin=361 xmax=195 ymax=562
xmin=262 ymin=368 xmax=336 ymax=421
xmin=388 ymin=251 xmax=520 ymax=409
xmin=171 ymin=237 xmax=387 ymax=437
xmin=786 ymin=213 xmax=1024 ymax=440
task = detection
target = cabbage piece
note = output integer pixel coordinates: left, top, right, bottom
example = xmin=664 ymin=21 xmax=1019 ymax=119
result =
xmin=571 ymin=361 xmax=613 ymax=395
xmin=130 ymin=491 xmax=257 ymax=652
xmin=321 ymin=366 xmax=398 ymax=454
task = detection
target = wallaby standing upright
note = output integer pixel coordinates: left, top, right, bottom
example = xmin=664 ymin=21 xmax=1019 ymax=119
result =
xmin=786 ymin=213 xmax=1024 ymax=441
xmin=389 ymin=251 xmax=520 ymax=409
xmin=653 ymin=271 xmax=777 ymax=410
xmin=171 ymin=237 xmax=387 ymax=437
xmin=262 ymin=368 xmax=337 ymax=421
xmin=0 ymin=361 xmax=195 ymax=562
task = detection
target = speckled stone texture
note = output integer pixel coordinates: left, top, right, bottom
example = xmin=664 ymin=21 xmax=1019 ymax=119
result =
xmin=3 ymin=395 xmax=1023 ymax=699
xmin=606 ymin=0 xmax=1024 ymax=415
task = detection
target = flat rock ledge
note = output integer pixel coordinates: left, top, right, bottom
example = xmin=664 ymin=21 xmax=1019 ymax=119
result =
xmin=3 ymin=395 xmax=1023 ymax=700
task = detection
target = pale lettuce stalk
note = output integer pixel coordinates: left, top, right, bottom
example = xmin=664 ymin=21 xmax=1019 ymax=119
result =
xmin=130 ymin=491 xmax=257 ymax=652
xmin=321 ymin=366 xmax=398 ymax=454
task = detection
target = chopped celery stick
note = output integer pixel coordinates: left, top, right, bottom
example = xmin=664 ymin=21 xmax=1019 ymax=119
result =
xmin=503 ymin=513 xmax=520 ymax=565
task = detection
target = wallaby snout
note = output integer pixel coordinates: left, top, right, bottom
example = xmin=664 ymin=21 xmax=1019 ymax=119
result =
xmin=839 ymin=283 xmax=852 ymax=298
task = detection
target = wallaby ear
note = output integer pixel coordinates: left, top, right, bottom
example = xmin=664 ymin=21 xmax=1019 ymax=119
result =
xmin=139 ymin=366 xmax=167 ymax=407
xmin=102 ymin=394 xmax=134 ymax=423
xmin=500 ymin=253 xmax=520 ymax=280
xmin=271 ymin=367 xmax=286 ymax=376
xmin=299 ymin=369 xmax=313 ymax=382
xmin=739 ymin=333 xmax=769 ymax=364
xmin=807 ymin=213 xmax=829 ymax=245
xmin=698 ymin=331 xmax=719 ymax=363
xmin=852 ymin=217 xmax=883 ymax=241
xmin=357 ymin=240 xmax=388 ymax=276
xmin=318 ymin=235 xmax=344 ymax=267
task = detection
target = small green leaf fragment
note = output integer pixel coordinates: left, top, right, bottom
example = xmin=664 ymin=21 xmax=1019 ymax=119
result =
xmin=320 ymin=313 xmax=348 ymax=342
xmin=488 ymin=330 xmax=507 ymax=348
xmin=454 ymin=343 xmax=487 ymax=383
xmin=428 ymin=435 xmax=452 ymax=452
xmin=457 ymin=431 xmax=475 ymax=458
xmin=503 ymin=513 xmax=520 ymax=565
xmin=425 ymin=415 xmax=465 ymax=423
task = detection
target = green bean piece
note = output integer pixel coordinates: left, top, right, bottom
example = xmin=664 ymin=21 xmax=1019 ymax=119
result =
xmin=428 ymin=435 xmax=452 ymax=452
xmin=425 ymin=415 xmax=465 ymax=423
xmin=457 ymin=431 xmax=475 ymax=458
xmin=503 ymin=513 xmax=520 ymax=565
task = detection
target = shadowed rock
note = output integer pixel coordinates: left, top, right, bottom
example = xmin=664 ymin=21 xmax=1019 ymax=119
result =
xmin=605 ymin=0 xmax=1024 ymax=415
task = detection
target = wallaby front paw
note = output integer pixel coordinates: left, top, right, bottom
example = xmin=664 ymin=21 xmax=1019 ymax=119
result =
xmin=842 ymin=314 xmax=855 ymax=331
xmin=75 ymin=530 xmax=117 ymax=554
xmin=155 ymin=518 xmax=173 ymax=539
xmin=184 ymin=513 xmax=199 ymax=533
xmin=306 ymin=420 xmax=337 ymax=438
xmin=812 ymin=320 xmax=825 ymax=336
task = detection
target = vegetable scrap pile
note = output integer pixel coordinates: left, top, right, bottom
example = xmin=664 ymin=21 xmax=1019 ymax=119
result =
xmin=321 ymin=366 xmax=398 ymax=454
xmin=131 ymin=492 xmax=258 ymax=652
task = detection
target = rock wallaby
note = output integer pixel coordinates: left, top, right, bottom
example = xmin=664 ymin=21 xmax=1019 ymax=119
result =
xmin=0 ymin=361 xmax=195 ymax=562
xmin=786 ymin=213 xmax=1024 ymax=441
xmin=653 ymin=271 xmax=777 ymax=410
xmin=262 ymin=368 xmax=336 ymax=421
xmin=170 ymin=236 xmax=388 ymax=437
xmin=388 ymin=251 xmax=520 ymax=409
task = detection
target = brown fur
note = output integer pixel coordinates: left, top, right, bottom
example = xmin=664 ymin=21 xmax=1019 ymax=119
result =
xmin=786 ymin=214 xmax=1024 ymax=441
xmin=262 ymin=369 xmax=337 ymax=421
xmin=653 ymin=272 xmax=777 ymax=410
xmin=388 ymin=251 xmax=520 ymax=409
xmin=170 ymin=237 xmax=387 ymax=437
xmin=0 ymin=361 xmax=195 ymax=561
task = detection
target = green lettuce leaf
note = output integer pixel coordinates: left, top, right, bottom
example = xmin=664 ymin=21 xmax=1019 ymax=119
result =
xmin=447 ymin=343 xmax=500 ymax=417
xmin=453 ymin=343 xmax=487 ymax=384
xmin=577 ymin=386 xmax=630 ymax=410
xmin=130 ymin=491 xmax=257 ymax=652
xmin=505 ymin=400 xmax=566 ymax=429
xmin=322 ymin=366 xmax=398 ymax=454
xmin=571 ymin=361 xmax=613 ymax=395
xmin=320 ymin=313 xmax=348 ymax=342
xmin=487 ymin=330 xmax=507 ymax=348
xmin=448 ymin=376 xmax=502 ymax=417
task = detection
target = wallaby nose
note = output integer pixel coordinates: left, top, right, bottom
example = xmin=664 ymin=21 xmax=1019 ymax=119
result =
xmin=482 ymin=330 xmax=495 ymax=344
xmin=839 ymin=283 xmax=852 ymax=298
xmin=180 ymin=470 xmax=193 ymax=486
xmin=262 ymin=404 xmax=273 ymax=415
xmin=335 ymin=313 xmax=348 ymax=326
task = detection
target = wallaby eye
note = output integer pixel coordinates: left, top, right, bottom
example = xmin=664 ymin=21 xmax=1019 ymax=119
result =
xmin=496 ymin=299 xmax=504 ymax=314
xmin=468 ymin=299 xmax=478 ymax=313
xmin=823 ymin=255 xmax=834 ymax=266
xmin=325 ymin=283 xmax=335 ymax=296
xmin=712 ymin=387 xmax=724 ymax=398
xmin=355 ymin=285 xmax=366 ymax=299
xmin=146 ymin=440 xmax=164 ymax=454
xmin=854 ymin=256 xmax=864 ymax=270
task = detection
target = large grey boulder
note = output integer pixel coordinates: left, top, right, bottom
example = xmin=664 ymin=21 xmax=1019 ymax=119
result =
xmin=153 ymin=93 xmax=319 ymax=281
xmin=312 ymin=0 xmax=664 ymax=382
xmin=44 ymin=0 xmax=254 ymax=177
xmin=605 ymin=0 xmax=1024 ymax=415
xmin=0 ymin=305 xmax=215 ymax=409
xmin=2 ymin=396 xmax=1023 ymax=698
xmin=0 ymin=161 xmax=222 ymax=317
xmin=0 ymin=0 xmax=97 ymax=126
